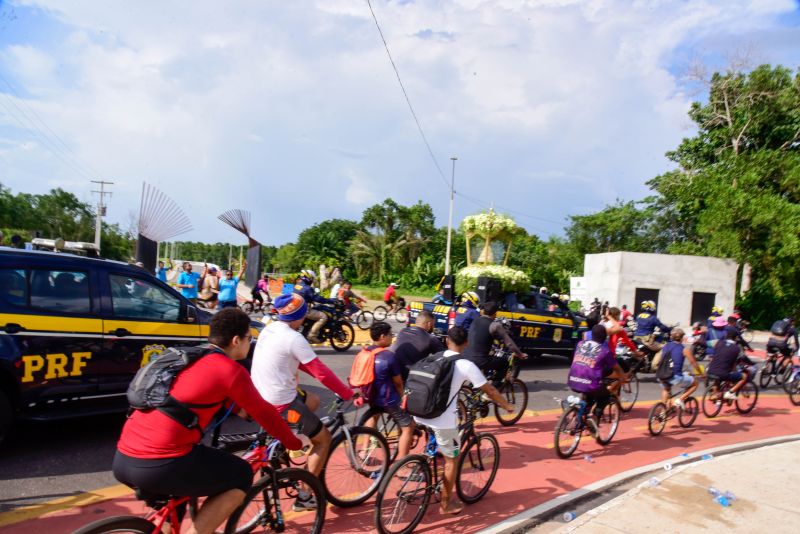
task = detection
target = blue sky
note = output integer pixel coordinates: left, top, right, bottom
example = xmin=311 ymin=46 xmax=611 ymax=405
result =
xmin=1 ymin=0 xmax=798 ymax=246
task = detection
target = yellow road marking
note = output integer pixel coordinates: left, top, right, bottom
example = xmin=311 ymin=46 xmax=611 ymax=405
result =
xmin=0 ymin=484 xmax=132 ymax=528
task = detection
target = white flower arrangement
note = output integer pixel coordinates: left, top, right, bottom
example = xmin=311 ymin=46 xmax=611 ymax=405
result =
xmin=456 ymin=264 xmax=530 ymax=293
xmin=460 ymin=211 xmax=521 ymax=236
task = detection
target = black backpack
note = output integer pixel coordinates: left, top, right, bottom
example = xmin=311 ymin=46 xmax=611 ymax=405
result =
xmin=404 ymin=351 xmax=459 ymax=419
xmin=127 ymin=345 xmax=223 ymax=429
xmin=655 ymin=345 xmax=675 ymax=381
xmin=771 ymin=319 xmax=789 ymax=337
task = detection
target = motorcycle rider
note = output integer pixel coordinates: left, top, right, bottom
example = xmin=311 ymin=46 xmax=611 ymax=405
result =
xmin=633 ymin=300 xmax=670 ymax=369
xmin=455 ymin=291 xmax=481 ymax=332
xmin=462 ymin=301 xmax=527 ymax=388
xmin=293 ymin=269 xmax=335 ymax=344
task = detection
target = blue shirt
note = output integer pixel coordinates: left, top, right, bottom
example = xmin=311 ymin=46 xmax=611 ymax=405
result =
xmin=634 ymin=313 xmax=668 ymax=337
xmin=372 ymin=348 xmax=402 ymax=407
xmin=662 ymin=341 xmax=685 ymax=378
xmin=155 ymin=267 xmax=168 ymax=282
xmin=455 ymin=306 xmax=480 ymax=332
xmin=218 ymin=277 xmax=239 ymax=302
xmin=177 ymin=271 xmax=201 ymax=299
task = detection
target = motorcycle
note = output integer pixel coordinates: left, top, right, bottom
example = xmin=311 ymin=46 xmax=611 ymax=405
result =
xmin=300 ymin=302 xmax=356 ymax=352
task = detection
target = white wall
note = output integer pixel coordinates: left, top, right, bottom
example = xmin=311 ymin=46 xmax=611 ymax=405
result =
xmin=582 ymin=252 xmax=738 ymax=326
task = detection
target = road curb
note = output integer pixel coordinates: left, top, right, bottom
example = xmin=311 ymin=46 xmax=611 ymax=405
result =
xmin=477 ymin=432 xmax=800 ymax=534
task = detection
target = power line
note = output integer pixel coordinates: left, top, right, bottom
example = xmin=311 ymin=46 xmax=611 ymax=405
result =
xmin=365 ymin=0 xmax=450 ymax=191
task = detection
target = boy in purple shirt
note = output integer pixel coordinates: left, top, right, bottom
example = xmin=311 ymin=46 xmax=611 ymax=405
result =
xmin=568 ymin=325 xmax=625 ymax=420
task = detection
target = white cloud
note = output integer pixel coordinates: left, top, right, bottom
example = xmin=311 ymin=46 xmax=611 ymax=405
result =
xmin=0 ymin=0 xmax=797 ymax=244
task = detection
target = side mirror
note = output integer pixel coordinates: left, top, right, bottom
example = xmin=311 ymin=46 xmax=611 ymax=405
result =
xmin=186 ymin=304 xmax=197 ymax=323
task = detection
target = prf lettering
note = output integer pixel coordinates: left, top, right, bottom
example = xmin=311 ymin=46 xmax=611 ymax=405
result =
xmin=20 ymin=352 xmax=92 ymax=383
xmin=519 ymin=326 xmax=542 ymax=338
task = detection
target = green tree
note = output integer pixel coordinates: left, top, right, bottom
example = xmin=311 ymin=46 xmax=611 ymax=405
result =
xmin=296 ymin=219 xmax=360 ymax=271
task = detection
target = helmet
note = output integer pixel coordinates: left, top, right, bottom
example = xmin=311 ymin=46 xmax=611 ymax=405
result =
xmin=539 ymin=286 xmax=548 ymax=294
xmin=710 ymin=306 xmax=723 ymax=316
xmin=461 ymin=291 xmax=479 ymax=307
xmin=551 ymin=293 xmax=560 ymax=301
xmin=561 ymin=294 xmax=570 ymax=302
xmin=300 ymin=269 xmax=316 ymax=283
xmin=641 ymin=300 xmax=656 ymax=312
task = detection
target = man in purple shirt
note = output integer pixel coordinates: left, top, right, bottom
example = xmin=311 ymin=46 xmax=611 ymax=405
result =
xmin=568 ymin=325 xmax=625 ymax=420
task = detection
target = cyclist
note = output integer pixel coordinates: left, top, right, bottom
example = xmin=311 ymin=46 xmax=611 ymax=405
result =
xmin=767 ymin=316 xmax=798 ymax=373
xmin=113 ymin=308 xmax=306 ymax=534
xmin=251 ymin=273 xmax=272 ymax=310
xmin=455 ymin=291 xmax=481 ymax=332
xmin=251 ymin=293 xmax=355 ymax=510
xmin=725 ymin=315 xmax=753 ymax=351
xmin=658 ymin=328 xmax=703 ymax=409
xmin=383 ymin=282 xmax=399 ymax=311
xmin=413 ymin=326 xmax=514 ymax=515
xmin=391 ymin=310 xmax=445 ymax=380
xmin=362 ymin=321 xmax=416 ymax=459
xmin=462 ymin=301 xmax=527 ymax=388
xmin=293 ymin=269 xmax=335 ymax=344
xmin=567 ymin=325 xmax=626 ymax=425
xmin=706 ymin=329 xmax=755 ymax=400
xmin=337 ymin=280 xmax=367 ymax=316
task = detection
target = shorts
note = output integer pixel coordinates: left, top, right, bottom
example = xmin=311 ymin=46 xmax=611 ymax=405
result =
xmin=432 ymin=427 xmax=460 ymax=458
xmin=112 ymin=446 xmax=252 ymax=497
xmin=667 ymin=373 xmax=694 ymax=388
xmin=280 ymin=393 xmax=323 ymax=439
xmin=709 ymin=371 xmax=743 ymax=383
xmin=384 ymin=299 xmax=394 ymax=306
xmin=378 ymin=403 xmax=414 ymax=428
xmin=218 ymin=300 xmax=238 ymax=309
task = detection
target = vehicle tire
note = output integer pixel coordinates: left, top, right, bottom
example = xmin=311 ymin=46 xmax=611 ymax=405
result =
xmin=72 ymin=516 xmax=155 ymax=534
xmin=595 ymin=400 xmax=621 ymax=445
xmin=678 ymin=396 xmax=699 ymax=428
xmin=759 ymin=359 xmax=775 ymax=388
xmin=494 ymin=379 xmax=527 ymax=426
xmin=373 ymin=305 xmax=388 ymax=321
xmin=554 ymin=406 xmax=582 ymax=459
xmin=329 ymin=321 xmax=355 ymax=352
xmin=735 ymin=382 xmax=759 ymax=414
xmin=456 ymin=432 xmax=500 ymax=504
xmin=355 ymin=311 xmax=374 ymax=330
xmin=357 ymin=406 xmax=410 ymax=463
xmin=225 ymin=468 xmax=325 ymax=534
xmin=647 ymin=402 xmax=668 ymax=436
xmin=394 ymin=307 xmax=408 ymax=323
xmin=702 ymin=386 xmax=723 ymax=418
xmin=618 ymin=373 xmax=639 ymax=413
xmin=374 ymin=454 xmax=431 ymax=534
xmin=322 ymin=426 xmax=389 ymax=507
xmin=239 ymin=301 xmax=254 ymax=314
xmin=788 ymin=377 xmax=800 ymax=406
xmin=0 ymin=390 xmax=12 ymax=446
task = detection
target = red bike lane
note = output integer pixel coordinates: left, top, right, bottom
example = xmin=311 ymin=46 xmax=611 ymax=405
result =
xmin=2 ymin=393 xmax=798 ymax=534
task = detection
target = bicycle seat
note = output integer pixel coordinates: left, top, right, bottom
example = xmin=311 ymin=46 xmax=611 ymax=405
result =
xmin=134 ymin=488 xmax=172 ymax=508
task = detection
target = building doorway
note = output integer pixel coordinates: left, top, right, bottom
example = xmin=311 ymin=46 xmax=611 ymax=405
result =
xmin=691 ymin=292 xmax=716 ymax=325
xmin=634 ymin=288 xmax=660 ymax=315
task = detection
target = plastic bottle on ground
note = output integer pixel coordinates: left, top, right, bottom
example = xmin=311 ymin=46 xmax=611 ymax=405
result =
xmin=563 ymin=511 xmax=577 ymax=522
xmin=679 ymin=453 xmax=689 ymax=458
xmin=648 ymin=477 xmax=660 ymax=487
xmin=708 ymin=487 xmax=720 ymax=498
xmin=701 ymin=453 xmax=714 ymax=461
xmin=663 ymin=463 xmax=673 ymax=471
xmin=723 ymin=491 xmax=736 ymax=501
xmin=584 ymin=454 xmax=594 ymax=463
xmin=715 ymin=495 xmax=731 ymax=507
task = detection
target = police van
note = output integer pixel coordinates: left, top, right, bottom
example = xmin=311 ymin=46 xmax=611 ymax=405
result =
xmin=0 ymin=248 xmax=259 ymax=444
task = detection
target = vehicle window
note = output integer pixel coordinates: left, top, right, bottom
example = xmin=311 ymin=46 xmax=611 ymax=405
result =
xmin=110 ymin=274 xmax=181 ymax=321
xmin=29 ymin=269 xmax=91 ymax=314
xmin=0 ymin=269 xmax=28 ymax=307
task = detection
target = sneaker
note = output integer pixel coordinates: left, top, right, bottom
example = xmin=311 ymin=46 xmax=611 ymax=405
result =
xmin=292 ymin=491 xmax=318 ymax=512
xmin=480 ymin=392 xmax=492 ymax=403
xmin=723 ymin=391 xmax=737 ymax=401
xmin=586 ymin=414 xmax=599 ymax=436
xmin=674 ymin=398 xmax=685 ymax=410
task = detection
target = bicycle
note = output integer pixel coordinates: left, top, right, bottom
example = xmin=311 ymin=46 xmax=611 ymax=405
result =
xmin=784 ymin=364 xmax=800 ymax=405
xmin=74 ymin=437 xmax=326 ymax=534
xmin=608 ymin=350 xmax=641 ymax=412
xmin=374 ymin=391 xmax=500 ymax=534
xmin=759 ymin=346 xmax=794 ymax=388
xmin=357 ymin=406 xmax=423 ymax=462
xmin=240 ymin=297 xmax=275 ymax=317
xmin=373 ymin=298 xmax=408 ymax=323
xmin=702 ymin=372 xmax=759 ymax=418
xmin=348 ymin=304 xmax=375 ymax=330
xmin=553 ymin=393 xmax=621 ymax=459
xmin=647 ymin=384 xmax=700 ymax=436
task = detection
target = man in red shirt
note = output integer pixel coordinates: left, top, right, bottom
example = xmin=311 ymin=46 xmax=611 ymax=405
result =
xmin=113 ymin=309 xmax=305 ymax=534
xmin=383 ymin=282 xmax=398 ymax=309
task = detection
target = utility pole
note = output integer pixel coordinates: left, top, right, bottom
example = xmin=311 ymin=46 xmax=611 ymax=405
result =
xmin=444 ymin=157 xmax=457 ymax=275
xmin=91 ymin=180 xmax=114 ymax=251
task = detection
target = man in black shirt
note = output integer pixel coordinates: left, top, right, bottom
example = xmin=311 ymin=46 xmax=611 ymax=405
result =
xmin=706 ymin=330 xmax=755 ymax=400
xmin=391 ymin=310 xmax=445 ymax=380
xmin=462 ymin=301 xmax=527 ymax=386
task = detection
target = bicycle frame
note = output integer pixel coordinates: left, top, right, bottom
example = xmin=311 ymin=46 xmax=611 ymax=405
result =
xmin=140 ymin=495 xmax=190 ymax=534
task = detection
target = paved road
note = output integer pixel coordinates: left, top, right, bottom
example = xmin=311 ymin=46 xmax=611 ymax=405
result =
xmin=0 ymin=328 xmax=766 ymax=515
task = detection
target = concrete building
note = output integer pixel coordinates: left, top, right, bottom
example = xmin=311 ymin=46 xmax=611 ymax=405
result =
xmin=570 ymin=251 xmax=739 ymax=326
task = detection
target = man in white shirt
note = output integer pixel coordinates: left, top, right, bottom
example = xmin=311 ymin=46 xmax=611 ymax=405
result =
xmin=413 ymin=326 xmax=514 ymax=515
xmin=251 ymin=293 xmax=354 ymax=509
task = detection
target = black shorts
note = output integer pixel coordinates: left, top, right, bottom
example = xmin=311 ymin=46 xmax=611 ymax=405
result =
xmin=112 ymin=446 xmax=252 ymax=498
xmin=280 ymin=393 xmax=323 ymax=439
xmin=376 ymin=403 xmax=414 ymax=428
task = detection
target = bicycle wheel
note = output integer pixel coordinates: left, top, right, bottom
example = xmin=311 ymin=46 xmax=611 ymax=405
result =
xmin=329 ymin=321 xmax=355 ymax=352
xmin=779 ymin=364 xmax=795 ymax=391
xmin=759 ymin=359 xmax=775 ymax=388
xmin=358 ymin=407 xmax=403 ymax=462
xmin=494 ymin=378 xmax=528 ymax=426
xmin=702 ymin=386 xmax=723 ymax=418
xmin=73 ymin=516 xmax=156 ymax=534
xmin=456 ymin=432 xmax=500 ymax=504
xmin=618 ymin=373 xmax=639 ymax=412
xmin=355 ymin=311 xmax=374 ymax=330
xmin=678 ymin=396 xmax=699 ymax=427
xmin=775 ymin=360 xmax=790 ymax=386
xmin=647 ymin=402 xmax=668 ymax=436
xmin=595 ymin=399 xmax=621 ymax=444
xmin=374 ymin=454 xmax=431 ymax=534
xmin=373 ymin=305 xmax=388 ymax=321
xmin=322 ymin=426 xmax=389 ymax=507
xmin=554 ymin=406 xmax=582 ymax=459
xmin=240 ymin=302 xmax=254 ymax=315
xmin=394 ymin=307 xmax=408 ymax=323
xmin=735 ymin=382 xmax=759 ymax=414
xmin=788 ymin=376 xmax=800 ymax=406
xmin=225 ymin=468 xmax=325 ymax=534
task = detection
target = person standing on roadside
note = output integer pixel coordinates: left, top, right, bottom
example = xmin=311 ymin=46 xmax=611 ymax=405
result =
xmin=391 ymin=310 xmax=445 ymax=380
xmin=155 ymin=260 xmax=172 ymax=283
xmin=218 ymin=261 xmax=246 ymax=309
xmin=177 ymin=262 xmax=201 ymax=304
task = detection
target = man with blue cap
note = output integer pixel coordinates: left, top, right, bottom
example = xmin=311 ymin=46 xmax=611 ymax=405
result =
xmin=251 ymin=293 xmax=354 ymax=511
